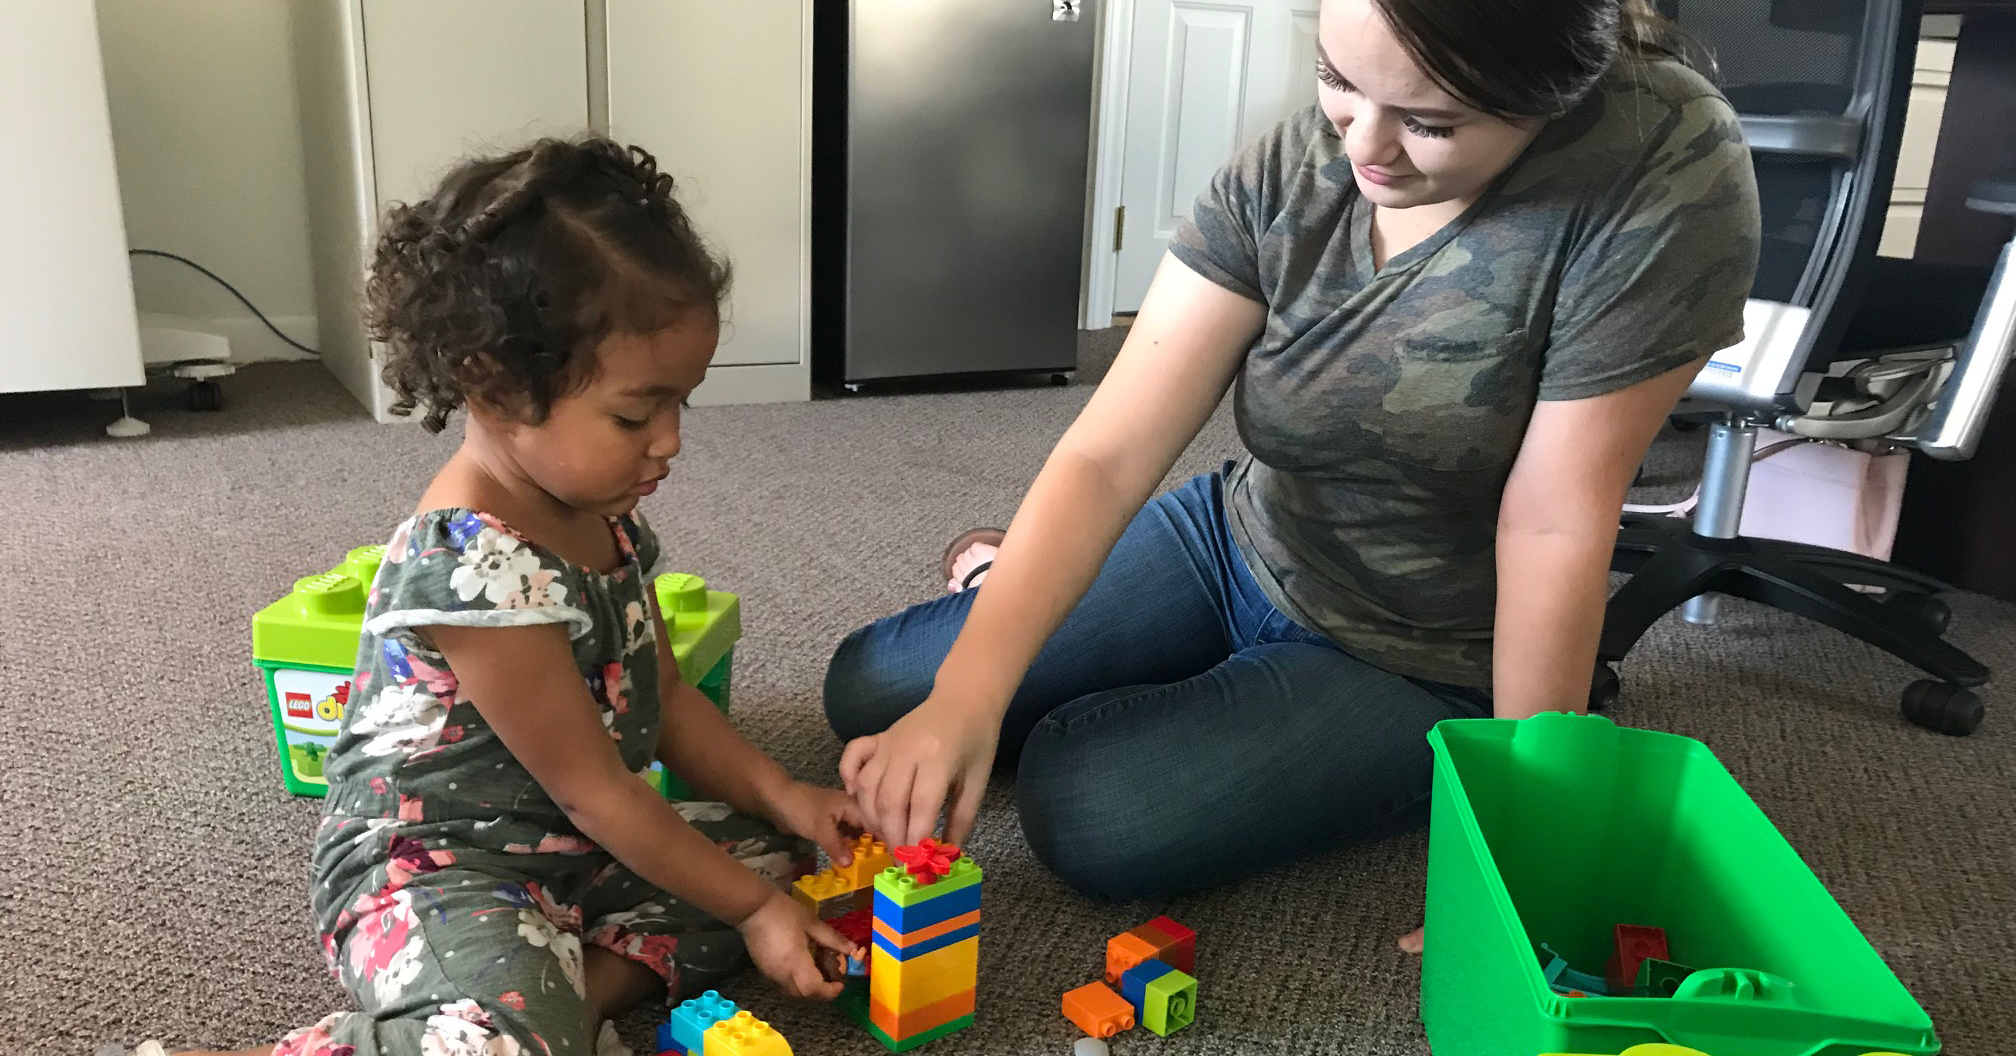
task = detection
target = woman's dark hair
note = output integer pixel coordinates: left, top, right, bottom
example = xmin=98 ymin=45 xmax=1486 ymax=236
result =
xmin=1372 ymin=0 xmax=1701 ymax=121
xmin=366 ymin=137 xmax=731 ymax=432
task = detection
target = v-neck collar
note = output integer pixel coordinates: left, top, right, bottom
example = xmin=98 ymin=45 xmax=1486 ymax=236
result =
xmin=1351 ymin=186 xmax=1494 ymax=280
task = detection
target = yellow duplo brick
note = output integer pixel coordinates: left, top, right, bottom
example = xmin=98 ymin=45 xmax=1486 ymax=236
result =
xmin=702 ymin=1010 xmax=793 ymax=1056
xmin=869 ymin=936 xmax=979 ymax=1012
xmin=790 ymin=869 xmax=864 ymax=916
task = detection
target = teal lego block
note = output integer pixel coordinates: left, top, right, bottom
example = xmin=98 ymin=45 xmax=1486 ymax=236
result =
xmin=668 ymin=989 xmax=738 ymax=1053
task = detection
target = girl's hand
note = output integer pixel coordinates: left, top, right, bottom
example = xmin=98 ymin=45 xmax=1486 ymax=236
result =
xmin=839 ymin=695 xmax=1000 ymax=848
xmin=766 ymin=781 xmax=868 ymax=866
xmin=739 ymin=891 xmax=856 ymax=1000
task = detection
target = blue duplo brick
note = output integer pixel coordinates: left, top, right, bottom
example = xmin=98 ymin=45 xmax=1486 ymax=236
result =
xmin=1121 ymin=958 xmax=1175 ymax=1019
xmin=873 ymin=882 xmax=982 ymax=933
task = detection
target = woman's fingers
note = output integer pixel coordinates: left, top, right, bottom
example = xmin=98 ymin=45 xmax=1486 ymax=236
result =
xmin=945 ymin=771 xmax=985 ymax=847
xmin=839 ymin=735 xmax=878 ymax=794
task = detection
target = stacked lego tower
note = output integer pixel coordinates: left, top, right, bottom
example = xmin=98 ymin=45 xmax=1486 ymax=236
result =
xmin=821 ymin=837 xmax=982 ymax=1052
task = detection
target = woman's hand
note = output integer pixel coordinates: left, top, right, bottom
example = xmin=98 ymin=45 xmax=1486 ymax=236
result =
xmin=839 ymin=695 xmax=1000 ymax=847
xmin=764 ymin=781 xmax=868 ymax=866
xmin=738 ymin=891 xmax=856 ymax=1000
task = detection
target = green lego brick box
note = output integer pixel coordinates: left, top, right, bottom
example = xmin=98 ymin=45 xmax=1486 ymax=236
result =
xmin=252 ymin=546 xmax=741 ymax=799
xmin=1421 ymin=713 xmax=1938 ymax=1056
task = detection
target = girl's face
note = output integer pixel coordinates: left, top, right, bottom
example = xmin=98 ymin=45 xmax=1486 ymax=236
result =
xmin=492 ymin=313 xmax=717 ymax=517
xmin=1317 ymin=0 xmax=1543 ymax=212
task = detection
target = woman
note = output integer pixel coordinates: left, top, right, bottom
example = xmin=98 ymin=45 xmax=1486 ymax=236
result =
xmin=823 ymin=0 xmax=1760 ymax=933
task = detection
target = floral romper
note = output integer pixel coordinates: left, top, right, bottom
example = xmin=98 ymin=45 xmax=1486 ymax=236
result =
xmin=276 ymin=510 xmax=813 ymax=1056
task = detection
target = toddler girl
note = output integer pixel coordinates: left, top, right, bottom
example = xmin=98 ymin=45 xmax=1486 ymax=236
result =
xmin=116 ymin=137 xmax=860 ymax=1056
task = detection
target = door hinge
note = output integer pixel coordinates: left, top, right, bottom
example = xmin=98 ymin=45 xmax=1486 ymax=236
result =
xmin=1113 ymin=206 xmax=1126 ymax=252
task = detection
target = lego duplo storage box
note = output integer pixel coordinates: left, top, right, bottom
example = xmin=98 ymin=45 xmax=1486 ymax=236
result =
xmin=1420 ymin=713 xmax=1937 ymax=1056
xmin=252 ymin=548 xmax=739 ymax=798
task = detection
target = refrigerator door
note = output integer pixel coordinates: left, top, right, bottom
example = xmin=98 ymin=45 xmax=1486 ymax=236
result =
xmin=845 ymin=0 xmax=1096 ymax=381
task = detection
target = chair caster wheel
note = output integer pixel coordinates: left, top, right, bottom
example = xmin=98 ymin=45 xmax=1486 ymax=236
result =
xmin=1901 ymin=680 xmax=1983 ymax=736
xmin=188 ymin=379 xmax=224 ymax=412
xmin=1881 ymin=592 xmax=1951 ymax=636
xmin=1589 ymin=663 xmax=1621 ymax=713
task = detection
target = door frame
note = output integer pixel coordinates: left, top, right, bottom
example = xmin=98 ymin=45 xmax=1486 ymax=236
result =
xmin=1082 ymin=0 xmax=1139 ymax=329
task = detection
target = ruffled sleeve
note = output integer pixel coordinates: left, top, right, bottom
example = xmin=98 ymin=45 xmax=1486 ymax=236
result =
xmin=362 ymin=509 xmax=594 ymax=644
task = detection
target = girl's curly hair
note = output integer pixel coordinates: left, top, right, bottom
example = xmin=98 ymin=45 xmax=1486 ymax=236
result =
xmin=365 ymin=137 xmax=731 ymax=432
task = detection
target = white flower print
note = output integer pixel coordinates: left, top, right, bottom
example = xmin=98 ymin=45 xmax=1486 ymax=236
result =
xmin=621 ymin=600 xmax=652 ymax=655
xmin=741 ymin=850 xmax=802 ymax=883
xmin=351 ymin=683 xmax=449 ymax=758
xmin=420 ymin=999 xmax=525 ymax=1056
xmin=516 ymin=909 xmax=587 ymax=997
xmin=588 ymin=903 xmax=666 ymax=932
xmin=450 ymin=528 xmax=566 ymax=609
xmin=673 ymin=801 xmax=733 ymax=824
xmin=372 ymin=931 xmax=427 ymax=1008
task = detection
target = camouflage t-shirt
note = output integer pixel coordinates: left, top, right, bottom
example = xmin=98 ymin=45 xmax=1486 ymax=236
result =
xmin=1170 ymin=58 xmax=1761 ymax=687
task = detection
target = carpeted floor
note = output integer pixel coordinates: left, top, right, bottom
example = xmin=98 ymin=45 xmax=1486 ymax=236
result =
xmin=4 ymin=338 xmax=2012 ymax=1055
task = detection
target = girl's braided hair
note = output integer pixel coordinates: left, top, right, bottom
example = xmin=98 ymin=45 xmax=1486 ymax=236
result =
xmin=365 ymin=137 xmax=731 ymax=432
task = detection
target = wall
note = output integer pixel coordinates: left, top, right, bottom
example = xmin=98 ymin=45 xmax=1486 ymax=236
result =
xmin=95 ymin=0 xmax=318 ymax=362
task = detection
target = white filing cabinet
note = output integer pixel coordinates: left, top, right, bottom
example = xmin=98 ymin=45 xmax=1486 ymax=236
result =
xmin=293 ymin=0 xmax=811 ymax=420
xmin=0 ymin=3 xmax=144 ymax=396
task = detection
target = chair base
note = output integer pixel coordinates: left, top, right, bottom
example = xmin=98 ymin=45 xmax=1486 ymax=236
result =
xmin=1602 ymin=514 xmax=1990 ymax=735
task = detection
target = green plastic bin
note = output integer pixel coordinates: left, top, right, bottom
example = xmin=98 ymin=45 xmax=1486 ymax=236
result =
xmin=1421 ymin=714 xmax=1937 ymax=1056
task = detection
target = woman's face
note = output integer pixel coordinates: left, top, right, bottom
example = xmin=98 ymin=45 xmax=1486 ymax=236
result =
xmin=1317 ymin=0 xmax=1543 ymax=211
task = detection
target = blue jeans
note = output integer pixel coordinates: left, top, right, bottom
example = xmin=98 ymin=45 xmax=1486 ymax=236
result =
xmin=823 ymin=469 xmax=1490 ymax=901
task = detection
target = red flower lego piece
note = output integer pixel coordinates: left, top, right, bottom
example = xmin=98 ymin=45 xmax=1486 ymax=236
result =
xmin=893 ymin=838 xmax=961 ymax=883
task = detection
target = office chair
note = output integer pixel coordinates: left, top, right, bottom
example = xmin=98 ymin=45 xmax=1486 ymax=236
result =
xmin=1596 ymin=0 xmax=2016 ymax=735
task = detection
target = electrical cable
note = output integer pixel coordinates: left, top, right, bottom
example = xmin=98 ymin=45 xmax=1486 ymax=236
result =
xmin=128 ymin=248 xmax=319 ymax=356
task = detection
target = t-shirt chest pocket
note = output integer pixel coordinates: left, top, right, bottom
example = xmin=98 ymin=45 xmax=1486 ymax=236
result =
xmin=1370 ymin=327 xmax=1535 ymax=471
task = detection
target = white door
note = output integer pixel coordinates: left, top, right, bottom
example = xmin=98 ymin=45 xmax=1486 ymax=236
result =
xmin=1111 ymin=0 xmax=1320 ymax=313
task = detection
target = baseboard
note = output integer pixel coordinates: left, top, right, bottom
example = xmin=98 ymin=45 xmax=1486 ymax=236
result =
xmin=691 ymin=361 xmax=810 ymax=406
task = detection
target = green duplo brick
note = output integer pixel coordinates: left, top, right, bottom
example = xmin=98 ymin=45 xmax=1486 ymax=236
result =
xmin=872 ymin=857 xmax=983 ymax=908
xmin=1142 ymin=968 xmax=1197 ymax=1036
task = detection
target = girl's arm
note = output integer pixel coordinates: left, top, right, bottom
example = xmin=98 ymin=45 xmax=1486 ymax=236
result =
xmin=844 ymin=253 xmax=1266 ymax=846
xmin=646 ymin=593 xmax=861 ymax=865
xmin=1490 ymin=358 xmax=1706 ymax=719
xmin=428 ymin=622 xmax=776 ymax=925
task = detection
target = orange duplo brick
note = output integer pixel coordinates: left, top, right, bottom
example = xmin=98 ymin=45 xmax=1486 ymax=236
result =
xmin=1105 ymin=931 xmax=1159 ymax=986
xmin=872 ymin=909 xmax=982 ymax=948
xmin=870 ymin=988 xmax=975 ymax=1040
xmin=1063 ymin=981 xmax=1136 ymax=1039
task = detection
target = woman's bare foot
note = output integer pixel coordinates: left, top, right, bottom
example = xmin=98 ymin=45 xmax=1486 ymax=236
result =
xmin=1398 ymin=927 xmax=1425 ymax=954
xmin=942 ymin=528 xmax=1004 ymax=593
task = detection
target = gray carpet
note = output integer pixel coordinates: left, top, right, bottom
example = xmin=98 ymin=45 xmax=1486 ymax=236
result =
xmin=4 ymin=339 xmax=2012 ymax=1055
